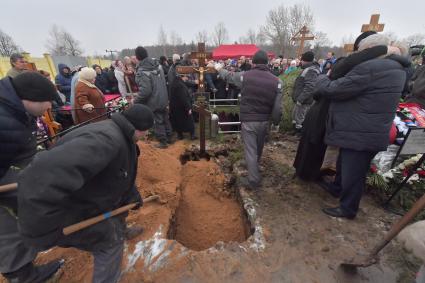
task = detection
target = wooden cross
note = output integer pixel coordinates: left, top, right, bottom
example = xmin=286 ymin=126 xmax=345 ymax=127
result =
xmin=291 ymin=26 xmax=315 ymax=58
xmin=344 ymin=43 xmax=355 ymax=54
xmin=361 ymin=14 xmax=385 ymax=33
xmin=344 ymin=14 xmax=385 ymax=54
xmin=175 ymin=42 xmax=214 ymax=154
xmin=176 ymin=42 xmax=215 ymax=92
xmin=194 ymin=103 xmax=211 ymax=154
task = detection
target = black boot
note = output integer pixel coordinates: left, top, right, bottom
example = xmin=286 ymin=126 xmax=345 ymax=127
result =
xmin=2 ymin=260 xmax=64 ymax=283
xmin=177 ymin=132 xmax=184 ymax=140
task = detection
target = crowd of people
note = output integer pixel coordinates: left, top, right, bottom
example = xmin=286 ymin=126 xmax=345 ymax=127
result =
xmin=0 ymin=29 xmax=424 ymax=283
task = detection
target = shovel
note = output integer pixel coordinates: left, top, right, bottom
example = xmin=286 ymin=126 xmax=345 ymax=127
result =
xmin=63 ymin=194 xmax=160 ymax=235
xmin=0 ymin=182 xmax=18 ymax=193
xmin=341 ymin=193 xmax=425 ymax=268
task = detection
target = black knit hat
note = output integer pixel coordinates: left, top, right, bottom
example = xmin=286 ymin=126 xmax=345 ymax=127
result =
xmin=135 ymin=46 xmax=148 ymax=61
xmin=301 ymin=51 xmax=314 ymax=62
xmin=252 ymin=50 xmax=269 ymax=64
xmin=122 ymin=104 xmax=154 ymax=131
xmin=12 ymin=71 xmax=57 ymax=102
xmin=353 ymin=31 xmax=377 ymax=51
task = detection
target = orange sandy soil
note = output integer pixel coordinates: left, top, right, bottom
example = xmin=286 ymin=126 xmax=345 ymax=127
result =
xmin=1 ymin=135 xmax=419 ymax=283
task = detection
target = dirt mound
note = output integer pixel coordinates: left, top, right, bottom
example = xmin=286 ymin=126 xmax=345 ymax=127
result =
xmin=1 ymin=141 xmax=251 ymax=283
xmin=169 ymin=161 xmax=249 ymax=251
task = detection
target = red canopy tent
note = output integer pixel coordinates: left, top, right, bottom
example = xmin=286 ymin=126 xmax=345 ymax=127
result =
xmin=212 ymin=44 xmax=275 ymax=60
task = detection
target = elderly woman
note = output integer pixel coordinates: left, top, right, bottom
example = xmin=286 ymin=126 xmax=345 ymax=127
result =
xmin=74 ymin=67 xmax=107 ymax=124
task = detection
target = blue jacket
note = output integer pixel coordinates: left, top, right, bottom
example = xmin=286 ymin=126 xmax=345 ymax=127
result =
xmin=0 ymin=77 xmax=37 ymax=179
xmin=55 ymin=63 xmax=72 ymax=101
xmin=315 ymin=55 xmax=410 ymax=152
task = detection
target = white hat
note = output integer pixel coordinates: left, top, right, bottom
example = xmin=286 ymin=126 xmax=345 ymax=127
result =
xmin=79 ymin=67 xmax=96 ymax=81
xmin=172 ymin=54 xmax=180 ymax=62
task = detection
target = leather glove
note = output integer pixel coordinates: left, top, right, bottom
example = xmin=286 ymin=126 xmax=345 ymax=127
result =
xmin=82 ymin=104 xmax=94 ymax=112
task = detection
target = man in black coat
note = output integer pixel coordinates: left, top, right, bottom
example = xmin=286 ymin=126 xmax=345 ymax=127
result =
xmin=215 ymin=50 xmax=283 ymax=190
xmin=292 ymin=51 xmax=320 ymax=132
xmin=315 ymin=35 xmax=410 ymax=219
xmin=0 ymin=72 xmax=63 ymax=282
xmin=17 ymin=105 xmax=154 ymax=283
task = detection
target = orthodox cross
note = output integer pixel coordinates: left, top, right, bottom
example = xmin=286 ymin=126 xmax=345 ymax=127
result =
xmin=344 ymin=14 xmax=385 ymax=54
xmin=175 ymin=42 xmax=215 ymax=92
xmin=175 ymin=42 xmax=214 ymax=154
xmin=291 ymin=26 xmax=315 ymax=58
xmin=361 ymin=14 xmax=385 ymax=33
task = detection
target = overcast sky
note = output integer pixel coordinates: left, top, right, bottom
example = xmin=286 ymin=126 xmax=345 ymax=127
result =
xmin=2 ymin=0 xmax=424 ymax=56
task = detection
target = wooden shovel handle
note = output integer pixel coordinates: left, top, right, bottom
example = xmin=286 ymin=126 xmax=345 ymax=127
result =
xmin=0 ymin=183 xmax=18 ymax=193
xmin=63 ymin=195 xmax=159 ymax=236
xmin=370 ymin=193 xmax=425 ymax=256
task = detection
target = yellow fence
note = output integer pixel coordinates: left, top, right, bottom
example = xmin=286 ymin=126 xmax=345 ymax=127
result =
xmin=0 ymin=53 xmax=111 ymax=79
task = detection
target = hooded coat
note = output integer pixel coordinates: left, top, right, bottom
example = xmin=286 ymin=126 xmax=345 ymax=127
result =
xmin=134 ymin=58 xmax=168 ymax=112
xmin=55 ymin=64 xmax=72 ymax=101
xmin=18 ymin=113 xmax=141 ymax=251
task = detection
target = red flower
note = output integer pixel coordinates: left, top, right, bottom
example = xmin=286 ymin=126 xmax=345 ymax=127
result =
xmin=417 ymin=170 xmax=425 ymax=178
xmin=370 ymin=165 xmax=378 ymax=174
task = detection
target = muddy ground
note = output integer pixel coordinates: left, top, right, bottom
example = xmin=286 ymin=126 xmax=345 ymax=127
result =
xmin=1 ymin=134 xmax=421 ymax=283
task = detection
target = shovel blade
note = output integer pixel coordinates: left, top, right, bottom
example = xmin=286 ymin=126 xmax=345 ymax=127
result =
xmin=340 ymin=254 xmax=378 ymax=268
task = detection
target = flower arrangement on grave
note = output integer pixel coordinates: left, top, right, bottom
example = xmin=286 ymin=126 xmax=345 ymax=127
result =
xmin=367 ymin=154 xmax=425 ymax=212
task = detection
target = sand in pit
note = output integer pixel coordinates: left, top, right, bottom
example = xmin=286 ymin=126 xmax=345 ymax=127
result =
xmin=169 ymin=161 xmax=250 ymax=251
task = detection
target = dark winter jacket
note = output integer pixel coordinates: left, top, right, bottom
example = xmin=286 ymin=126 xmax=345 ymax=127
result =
xmin=169 ymin=77 xmax=195 ymax=133
xmin=167 ymin=64 xmax=177 ymax=87
xmin=18 ymin=113 xmax=141 ymax=250
xmin=406 ymin=65 xmax=425 ymax=108
xmin=218 ymin=64 xmax=283 ymax=124
xmin=107 ymin=68 xmax=119 ymax=93
xmin=135 ymin=58 xmax=168 ymax=111
xmin=95 ymin=71 xmax=110 ymax=94
xmin=292 ymin=62 xmax=321 ymax=105
xmin=0 ymin=77 xmax=37 ymax=179
xmin=55 ymin=64 xmax=72 ymax=101
xmin=315 ymin=55 xmax=410 ymax=152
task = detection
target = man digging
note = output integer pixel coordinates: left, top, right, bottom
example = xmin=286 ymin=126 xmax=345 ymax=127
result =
xmin=17 ymin=104 xmax=154 ymax=283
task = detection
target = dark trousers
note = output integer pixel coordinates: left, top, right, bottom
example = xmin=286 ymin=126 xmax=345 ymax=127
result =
xmin=153 ymin=109 xmax=172 ymax=143
xmin=332 ymin=148 xmax=377 ymax=216
xmin=0 ymin=168 xmax=38 ymax=273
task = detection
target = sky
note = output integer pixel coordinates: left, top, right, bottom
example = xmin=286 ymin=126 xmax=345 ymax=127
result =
xmin=1 ymin=0 xmax=424 ymax=56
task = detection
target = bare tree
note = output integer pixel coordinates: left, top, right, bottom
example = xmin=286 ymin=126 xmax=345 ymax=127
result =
xmin=313 ymin=31 xmax=331 ymax=48
xmin=212 ymin=22 xmax=229 ymax=46
xmin=261 ymin=3 xmax=314 ymax=57
xmin=46 ymin=25 xmax=83 ymax=56
xmin=404 ymin=33 xmax=425 ymax=46
xmin=169 ymin=31 xmax=183 ymax=46
xmin=196 ymin=30 xmax=209 ymax=44
xmin=383 ymin=31 xmax=398 ymax=44
xmin=0 ymin=29 xmax=21 ymax=56
xmin=340 ymin=34 xmax=355 ymax=46
xmin=261 ymin=5 xmax=289 ymax=55
xmin=239 ymin=28 xmax=258 ymax=44
xmin=157 ymin=25 xmax=168 ymax=56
